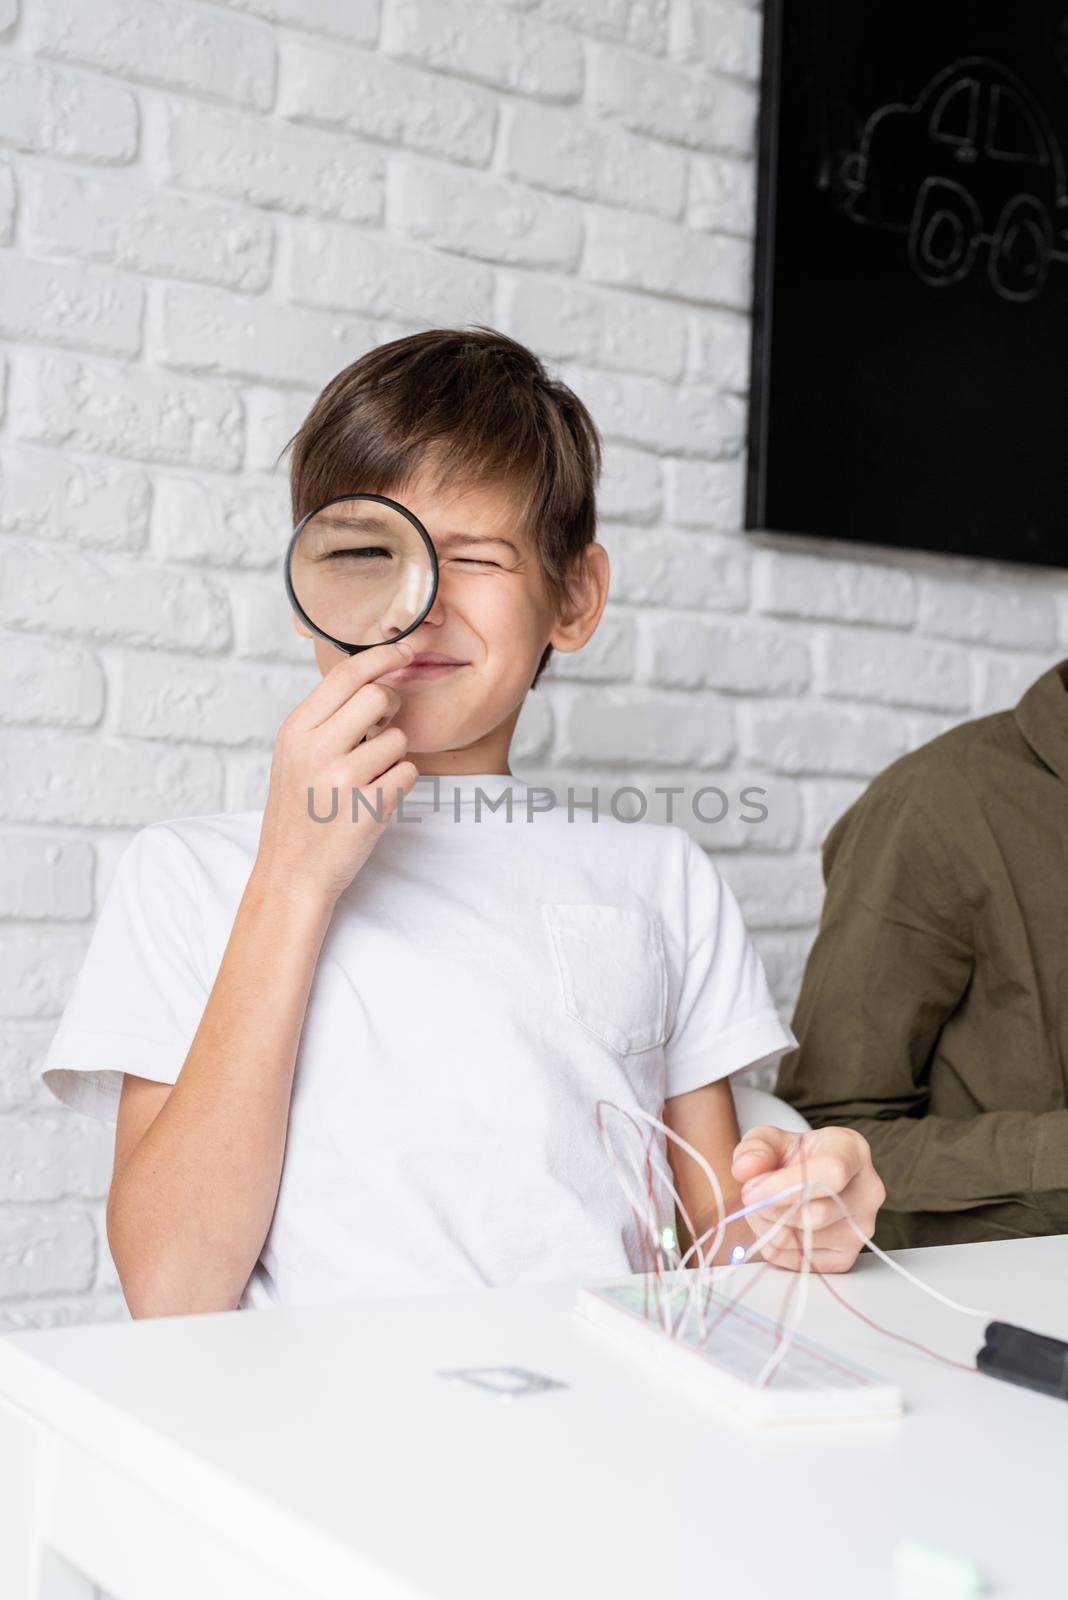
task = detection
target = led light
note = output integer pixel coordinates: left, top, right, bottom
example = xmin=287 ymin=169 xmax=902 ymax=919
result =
xmin=660 ymin=1225 xmax=677 ymax=1251
xmin=730 ymin=1245 xmax=746 ymax=1265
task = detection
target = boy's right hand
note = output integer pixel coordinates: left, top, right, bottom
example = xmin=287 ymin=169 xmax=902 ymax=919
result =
xmin=254 ymin=639 xmax=420 ymax=901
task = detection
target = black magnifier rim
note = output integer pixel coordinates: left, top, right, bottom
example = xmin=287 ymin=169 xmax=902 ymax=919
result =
xmin=283 ymin=491 xmax=439 ymax=656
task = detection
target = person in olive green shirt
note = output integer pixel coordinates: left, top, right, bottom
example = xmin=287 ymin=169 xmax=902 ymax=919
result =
xmin=777 ymin=658 xmax=1068 ymax=1250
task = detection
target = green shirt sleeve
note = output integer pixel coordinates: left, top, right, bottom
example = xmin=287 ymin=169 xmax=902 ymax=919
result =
xmin=776 ymin=779 xmax=1068 ymax=1245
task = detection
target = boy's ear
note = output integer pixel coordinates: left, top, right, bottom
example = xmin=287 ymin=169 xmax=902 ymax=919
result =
xmin=549 ymin=542 xmax=610 ymax=655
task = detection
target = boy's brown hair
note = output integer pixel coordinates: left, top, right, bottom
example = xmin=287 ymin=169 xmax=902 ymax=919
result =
xmin=283 ymin=325 xmax=603 ymax=688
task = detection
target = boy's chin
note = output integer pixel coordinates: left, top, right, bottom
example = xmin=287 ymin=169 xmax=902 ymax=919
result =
xmin=398 ymin=705 xmax=509 ymax=760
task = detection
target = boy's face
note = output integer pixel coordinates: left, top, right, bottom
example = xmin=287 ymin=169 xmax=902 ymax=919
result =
xmin=293 ymin=462 xmax=608 ymax=768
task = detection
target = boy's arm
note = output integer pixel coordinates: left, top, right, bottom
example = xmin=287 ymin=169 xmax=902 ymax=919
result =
xmin=663 ymin=1079 xmax=748 ymax=1265
xmin=107 ymin=641 xmax=418 ymax=1318
xmin=663 ymin=1080 xmax=884 ymax=1272
xmin=776 ymin=780 xmax=1068 ymax=1238
xmin=108 ymin=872 xmax=340 ymax=1316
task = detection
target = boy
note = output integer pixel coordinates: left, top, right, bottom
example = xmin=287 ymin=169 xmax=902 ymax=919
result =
xmin=41 ymin=328 xmax=883 ymax=1316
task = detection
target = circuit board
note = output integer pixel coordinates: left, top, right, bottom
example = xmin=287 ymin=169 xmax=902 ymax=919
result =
xmin=576 ymin=1279 xmax=903 ymax=1424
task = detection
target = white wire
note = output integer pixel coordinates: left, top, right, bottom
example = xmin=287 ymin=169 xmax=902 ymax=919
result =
xmin=680 ymin=1181 xmax=810 ymax=1269
xmin=595 ymin=1098 xmax=994 ymax=1381
xmin=594 ymin=1103 xmax=681 ymax=1256
xmin=611 ymin=1100 xmax=730 ymax=1271
xmin=599 ymin=1107 xmax=818 ymax=1351
xmin=594 ymin=1104 xmax=708 ymax=1334
xmin=727 ymin=1189 xmax=813 ymax=1267
xmin=718 ymin=1180 xmax=991 ymax=1323
xmin=753 ymin=1191 xmax=813 ymax=1388
xmin=822 ymin=1187 xmax=992 ymax=1320
xmin=598 ymin=1109 xmax=825 ymax=1352
xmin=595 ymin=1099 xmax=730 ymax=1340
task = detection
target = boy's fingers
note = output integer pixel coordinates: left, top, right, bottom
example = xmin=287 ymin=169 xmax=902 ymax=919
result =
xmin=741 ymin=1130 xmax=865 ymax=1207
xmin=747 ymin=1195 xmax=850 ymax=1234
xmin=742 ymin=1158 xmax=840 ymax=1208
xmin=295 ymin=640 xmax=414 ymax=728
xmin=753 ymin=1238 xmax=860 ymax=1273
xmin=323 ymin=683 xmax=404 ymax=755
xmin=731 ymin=1126 xmax=796 ymax=1181
xmin=731 ymin=1144 xmax=777 ymax=1182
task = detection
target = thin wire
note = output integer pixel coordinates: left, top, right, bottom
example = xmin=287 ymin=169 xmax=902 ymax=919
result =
xmin=594 ymin=1097 xmax=994 ymax=1390
xmin=753 ymin=1133 xmax=813 ymax=1388
xmin=618 ymin=1101 xmax=730 ymax=1271
xmin=821 ymin=1189 xmax=992 ymax=1320
xmin=767 ymin=1261 xmax=802 ymax=1368
xmin=595 ymin=1102 xmax=703 ymax=1273
xmin=694 ymin=1257 xmax=775 ymax=1350
xmin=814 ymin=1270 xmax=979 ymax=1375
xmin=732 ymin=1192 xmax=811 ymax=1266
xmin=679 ymin=1181 xmax=809 ymax=1270
xmin=597 ymin=1095 xmax=817 ymax=1356
xmin=594 ymin=1104 xmax=677 ymax=1327
xmin=596 ymin=1099 xmax=731 ymax=1343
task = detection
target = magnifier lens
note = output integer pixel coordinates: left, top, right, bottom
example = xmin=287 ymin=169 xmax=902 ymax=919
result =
xmin=287 ymin=496 xmax=435 ymax=651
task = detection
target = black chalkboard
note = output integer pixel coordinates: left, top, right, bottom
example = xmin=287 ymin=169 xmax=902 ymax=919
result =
xmin=747 ymin=0 xmax=1068 ymax=569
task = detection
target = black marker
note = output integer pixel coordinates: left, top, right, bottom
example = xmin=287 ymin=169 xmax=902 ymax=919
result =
xmin=977 ymin=1321 xmax=1068 ymax=1400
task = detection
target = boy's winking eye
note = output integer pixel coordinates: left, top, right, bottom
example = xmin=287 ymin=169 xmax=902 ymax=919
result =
xmin=435 ymin=531 xmax=525 ymax=572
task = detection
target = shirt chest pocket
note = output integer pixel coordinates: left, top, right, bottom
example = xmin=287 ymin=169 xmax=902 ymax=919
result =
xmin=542 ymin=902 xmax=668 ymax=1055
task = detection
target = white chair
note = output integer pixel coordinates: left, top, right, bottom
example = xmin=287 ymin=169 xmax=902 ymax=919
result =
xmin=731 ymin=1082 xmax=810 ymax=1137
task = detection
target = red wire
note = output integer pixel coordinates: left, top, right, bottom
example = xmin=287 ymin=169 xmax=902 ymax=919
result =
xmin=814 ymin=1266 xmax=978 ymax=1375
xmin=607 ymin=1107 xmax=976 ymax=1384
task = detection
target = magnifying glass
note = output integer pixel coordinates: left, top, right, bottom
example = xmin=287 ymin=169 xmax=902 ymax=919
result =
xmin=284 ymin=492 xmax=439 ymax=654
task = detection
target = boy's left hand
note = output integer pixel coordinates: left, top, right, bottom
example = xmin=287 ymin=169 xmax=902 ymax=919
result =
xmin=730 ymin=1127 xmax=886 ymax=1273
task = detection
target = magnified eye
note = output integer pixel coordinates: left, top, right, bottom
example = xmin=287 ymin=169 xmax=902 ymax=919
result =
xmin=287 ymin=492 xmax=437 ymax=650
xmin=320 ymin=545 xmax=394 ymax=563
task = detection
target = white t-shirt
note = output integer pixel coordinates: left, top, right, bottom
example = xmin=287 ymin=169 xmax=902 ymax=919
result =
xmin=41 ymin=773 xmax=795 ymax=1310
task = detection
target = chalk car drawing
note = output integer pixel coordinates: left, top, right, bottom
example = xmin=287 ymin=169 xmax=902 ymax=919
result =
xmin=842 ymin=56 xmax=1068 ymax=301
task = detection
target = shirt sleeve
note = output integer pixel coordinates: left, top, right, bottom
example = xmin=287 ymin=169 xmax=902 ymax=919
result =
xmin=40 ymin=822 xmax=209 ymax=1125
xmin=774 ymin=780 xmax=1068 ymax=1241
xmin=663 ymin=830 xmax=797 ymax=1100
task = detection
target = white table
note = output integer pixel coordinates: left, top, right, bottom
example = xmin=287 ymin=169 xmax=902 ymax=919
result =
xmin=0 ymin=1236 xmax=1065 ymax=1600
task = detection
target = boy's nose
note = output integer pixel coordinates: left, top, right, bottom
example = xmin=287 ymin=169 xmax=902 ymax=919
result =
xmin=380 ymin=577 xmax=446 ymax=640
xmin=418 ymin=582 xmax=448 ymax=626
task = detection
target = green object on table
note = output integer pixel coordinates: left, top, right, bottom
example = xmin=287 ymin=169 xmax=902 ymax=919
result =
xmin=894 ymin=1539 xmax=984 ymax=1599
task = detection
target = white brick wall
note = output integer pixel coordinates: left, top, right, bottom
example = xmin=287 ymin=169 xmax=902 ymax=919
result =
xmin=2 ymin=0 xmax=1066 ymax=1349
